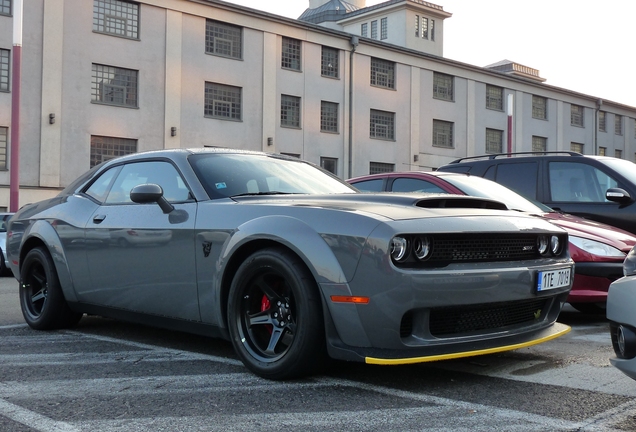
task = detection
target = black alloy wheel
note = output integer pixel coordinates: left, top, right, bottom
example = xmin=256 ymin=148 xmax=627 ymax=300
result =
xmin=228 ymin=247 xmax=326 ymax=380
xmin=20 ymin=247 xmax=82 ymax=330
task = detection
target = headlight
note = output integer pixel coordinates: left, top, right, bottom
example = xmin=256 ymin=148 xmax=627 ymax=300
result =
xmin=537 ymin=235 xmax=549 ymax=255
xmin=550 ymin=235 xmax=562 ymax=255
xmin=413 ymin=236 xmax=431 ymax=260
xmin=623 ymin=247 xmax=636 ymax=276
xmin=569 ymin=236 xmax=626 ymax=258
xmin=390 ymin=237 xmax=409 ymax=262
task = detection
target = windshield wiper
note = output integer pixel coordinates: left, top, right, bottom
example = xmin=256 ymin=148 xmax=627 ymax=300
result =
xmin=230 ymin=191 xmax=298 ymax=198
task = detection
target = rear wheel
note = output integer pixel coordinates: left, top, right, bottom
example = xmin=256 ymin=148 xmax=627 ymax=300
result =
xmin=227 ymin=247 xmax=326 ymax=380
xmin=20 ymin=247 xmax=82 ymax=329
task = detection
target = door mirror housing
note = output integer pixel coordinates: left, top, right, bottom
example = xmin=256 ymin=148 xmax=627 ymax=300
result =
xmin=606 ymin=188 xmax=634 ymax=205
xmin=130 ymin=183 xmax=175 ymax=214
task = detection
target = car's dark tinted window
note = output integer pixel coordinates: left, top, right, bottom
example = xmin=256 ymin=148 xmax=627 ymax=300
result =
xmin=483 ymin=165 xmax=496 ymax=181
xmin=495 ymin=162 xmax=538 ymax=200
xmin=391 ymin=178 xmax=446 ymax=193
xmin=438 ymin=165 xmax=471 ymax=173
xmin=548 ymin=161 xmax=617 ymax=203
xmin=352 ymin=179 xmax=384 ymax=192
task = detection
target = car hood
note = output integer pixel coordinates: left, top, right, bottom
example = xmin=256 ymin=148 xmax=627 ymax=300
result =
xmin=231 ymin=193 xmax=524 ymax=221
xmin=542 ymin=211 xmax=636 ymax=252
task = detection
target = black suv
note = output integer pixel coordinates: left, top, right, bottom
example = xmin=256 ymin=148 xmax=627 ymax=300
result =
xmin=438 ymin=152 xmax=636 ymax=234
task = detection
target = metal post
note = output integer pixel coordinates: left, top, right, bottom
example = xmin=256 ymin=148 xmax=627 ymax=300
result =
xmin=506 ymin=94 xmax=513 ymax=156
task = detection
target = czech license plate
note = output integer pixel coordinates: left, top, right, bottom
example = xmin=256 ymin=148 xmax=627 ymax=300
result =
xmin=537 ymin=268 xmax=571 ymax=292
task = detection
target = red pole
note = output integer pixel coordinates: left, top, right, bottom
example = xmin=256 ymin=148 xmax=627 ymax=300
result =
xmin=506 ymin=94 xmax=513 ymax=156
xmin=10 ymin=0 xmax=23 ymax=212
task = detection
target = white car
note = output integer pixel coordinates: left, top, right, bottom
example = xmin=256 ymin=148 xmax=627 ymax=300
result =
xmin=607 ymin=246 xmax=636 ymax=380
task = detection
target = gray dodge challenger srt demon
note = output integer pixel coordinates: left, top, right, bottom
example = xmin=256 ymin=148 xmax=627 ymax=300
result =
xmin=8 ymin=148 xmax=574 ymax=379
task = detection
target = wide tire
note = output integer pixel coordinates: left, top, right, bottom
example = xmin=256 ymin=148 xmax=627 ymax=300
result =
xmin=227 ymin=247 xmax=326 ymax=380
xmin=20 ymin=247 xmax=82 ymax=330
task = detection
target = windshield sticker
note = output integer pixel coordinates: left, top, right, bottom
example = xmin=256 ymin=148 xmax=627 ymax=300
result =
xmin=215 ymin=182 xmax=227 ymax=189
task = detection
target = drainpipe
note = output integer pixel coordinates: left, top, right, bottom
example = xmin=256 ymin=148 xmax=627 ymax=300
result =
xmin=594 ymin=99 xmax=603 ymax=155
xmin=348 ymin=36 xmax=358 ymax=179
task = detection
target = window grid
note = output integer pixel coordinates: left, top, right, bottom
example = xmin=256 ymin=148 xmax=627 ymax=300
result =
xmin=320 ymin=157 xmax=337 ymax=175
xmin=369 ymin=162 xmax=394 ymax=175
xmin=204 ymin=82 xmax=242 ymax=120
xmin=205 ymin=19 xmax=242 ymax=59
xmin=485 ymin=128 xmax=503 ymax=154
xmin=598 ymin=147 xmax=606 ymax=156
xmin=370 ymin=109 xmax=395 ymax=140
xmin=370 ymin=58 xmax=395 ymax=89
xmin=380 ymin=18 xmax=388 ymax=40
xmin=281 ymin=95 xmax=301 ymax=128
xmin=599 ymin=111 xmax=606 ymax=132
xmin=615 ymin=115 xmax=623 ymax=135
xmin=371 ymin=20 xmax=378 ymax=39
xmin=421 ymin=17 xmax=429 ymax=39
xmin=0 ymin=0 xmax=10 ymax=16
xmin=430 ymin=19 xmax=435 ymax=41
xmin=93 ymin=0 xmax=139 ymax=39
xmin=532 ymin=95 xmax=547 ymax=119
xmin=433 ymin=120 xmax=453 ymax=148
xmin=320 ymin=101 xmax=339 ymax=133
xmin=616 ymin=149 xmax=623 ymax=159
xmin=486 ymin=85 xmax=503 ymax=110
xmin=0 ymin=126 xmax=7 ymax=169
xmin=281 ymin=37 xmax=301 ymax=71
xmin=91 ymin=64 xmax=138 ymax=107
xmin=0 ymin=49 xmax=9 ymax=92
xmin=321 ymin=46 xmax=339 ymax=78
xmin=570 ymin=142 xmax=584 ymax=153
xmin=415 ymin=15 xmax=419 ymax=36
xmin=90 ymin=135 xmax=137 ymax=168
xmin=361 ymin=23 xmax=368 ymax=37
xmin=532 ymin=136 xmax=547 ymax=152
xmin=571 ymin=104 xmax=584 ymax=127
xmin=433 ymin=72 xmax=453 ymax=101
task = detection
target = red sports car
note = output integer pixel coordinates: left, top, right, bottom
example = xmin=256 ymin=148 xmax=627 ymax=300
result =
xmin=349 ymin=171 xmax=636 ymax=314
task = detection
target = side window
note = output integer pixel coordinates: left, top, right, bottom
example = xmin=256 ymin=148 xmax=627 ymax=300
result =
xmin=105 ymin=161 xmax=190 ymax=204
xmin=391 ymin=178 xmax=447 ymax=193
xmin=495 ymin=162 xmax=538 ymax=200
xmin=483 ymin=165 xmax=496 ymax=181
xmin=549 ymin=162 xmax=617 ymax=203
xmin=352 ymin=179 xmax=384 ymax=192
xmin=84 ymin=166 xmax=121 ymax=203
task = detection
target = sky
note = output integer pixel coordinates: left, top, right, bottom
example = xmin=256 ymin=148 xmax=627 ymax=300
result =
xmin=224 ymin=0 xmax=636 ymax=108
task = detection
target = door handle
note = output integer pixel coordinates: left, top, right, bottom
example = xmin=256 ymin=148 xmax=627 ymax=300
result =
xmin=93 ymin=214 xmax=106 ymax=224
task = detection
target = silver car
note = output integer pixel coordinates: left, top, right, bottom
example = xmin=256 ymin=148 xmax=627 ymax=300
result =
xmin=608 ymin=247 xmax=636 ymax=380
xmin=8 ymin=149 xmax=574 ymax=379
xmin=0 ymin=212 xmax=14 ymax=276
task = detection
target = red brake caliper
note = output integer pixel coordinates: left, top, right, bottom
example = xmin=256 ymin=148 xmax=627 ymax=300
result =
xmin=261 ymin=295 xmax=273 ymax=334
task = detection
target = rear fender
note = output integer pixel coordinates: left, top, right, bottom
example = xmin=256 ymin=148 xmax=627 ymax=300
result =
xmin=19 ymin=220 xmax=77 ymax=303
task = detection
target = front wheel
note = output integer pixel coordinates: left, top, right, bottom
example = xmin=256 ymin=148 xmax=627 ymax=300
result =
xmin=227 ymin=247 xmax=326 ymax=380
xmin=20 ymin=247 xmax=83 ymax=330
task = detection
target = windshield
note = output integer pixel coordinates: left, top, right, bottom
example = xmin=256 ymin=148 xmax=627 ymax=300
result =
xmin=596 ymin=157 xmax=636 ymax=185
xmin=441 ymin=174 xmax=551 ymax=213
xmin=189 ymin=153 xmax=357 ymax=199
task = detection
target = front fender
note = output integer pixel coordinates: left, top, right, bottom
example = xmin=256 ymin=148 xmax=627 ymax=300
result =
xmin=16 ymin=220 xmax=78 ymax=303
xmin=223 ymin=215 xmax=349 ymax=285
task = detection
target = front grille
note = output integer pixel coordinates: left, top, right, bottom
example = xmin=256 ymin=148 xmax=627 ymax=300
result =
xmin=429 ymin=234 xmax=538 ymax=263
xmin=429 ymin=298 xmax=550 ymax=337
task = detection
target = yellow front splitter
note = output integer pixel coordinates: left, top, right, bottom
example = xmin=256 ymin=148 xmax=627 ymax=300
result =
xmin=366 ymin=322 xmax=571 ymax=365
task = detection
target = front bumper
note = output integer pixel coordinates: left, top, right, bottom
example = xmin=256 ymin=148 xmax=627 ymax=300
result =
xmin=607 ymin=276 xmax=636 ymax=380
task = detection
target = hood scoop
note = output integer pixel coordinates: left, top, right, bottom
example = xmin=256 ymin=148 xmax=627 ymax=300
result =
xmin=415 ymin=197 xmax=508 ymax=210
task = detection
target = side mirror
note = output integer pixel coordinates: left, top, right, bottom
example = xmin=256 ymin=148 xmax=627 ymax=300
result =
xmin=130 ymin=183 xmax=174 ymax=214
xmin=606 ymin=188 xmax=634 ymax=205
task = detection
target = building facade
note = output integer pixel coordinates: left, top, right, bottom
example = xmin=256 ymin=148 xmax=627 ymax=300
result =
xmin=0 ymin=0 xmax=635 ymax=209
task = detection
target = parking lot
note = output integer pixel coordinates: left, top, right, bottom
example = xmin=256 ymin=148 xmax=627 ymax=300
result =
xmin=1 ymin=276 xmax=636 ymax=431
